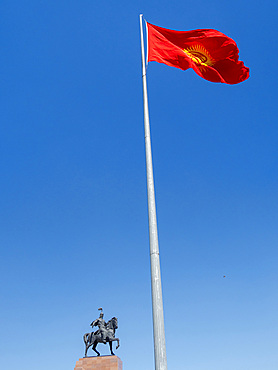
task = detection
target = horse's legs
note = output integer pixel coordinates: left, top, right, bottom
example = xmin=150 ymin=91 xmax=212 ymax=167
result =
xmin=115 ymin=338 xmax=120 ymax=350
xmin=108 ymin=337 xmax=120 ymax=350
xmin=85 ymin=341 xmax=94 ymax=357
xmin=92 ymin=343 xmax=100 ymax=356
xmin=84 ymin=334 xmax=91 ymax=357
xmin=109 ymin=341 xmax=115 ymax=356
xmin=112 ymin=337 xmax=120 ymax=350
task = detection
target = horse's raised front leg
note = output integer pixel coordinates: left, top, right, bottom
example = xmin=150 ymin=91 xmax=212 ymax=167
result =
xmin=109 ymin=337 xmax=120 ymax=350
xmin=92 ymin=342 xmax=100 ymax=356
xmin=115 ymin=337 xmax=120 ymax=350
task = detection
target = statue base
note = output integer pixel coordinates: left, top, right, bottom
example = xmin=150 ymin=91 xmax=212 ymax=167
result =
xmin=74 ymin=355 xmax=123 ymax=370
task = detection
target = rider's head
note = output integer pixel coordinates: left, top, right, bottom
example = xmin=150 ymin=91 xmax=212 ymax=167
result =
xmin=99 ymin=312 xmax=104 ymax=319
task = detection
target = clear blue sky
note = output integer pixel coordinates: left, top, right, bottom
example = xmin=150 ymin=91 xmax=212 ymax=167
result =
xmin=1 ymin=1 xmax=277 ymax=369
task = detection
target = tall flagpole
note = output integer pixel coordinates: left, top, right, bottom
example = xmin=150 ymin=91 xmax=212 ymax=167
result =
xmin=139 ymin=14 xmax=167 ymax=370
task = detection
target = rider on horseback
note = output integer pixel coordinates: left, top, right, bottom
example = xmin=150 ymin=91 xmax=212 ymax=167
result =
xmin=84 ymin=309 xmax=120 ymax=357
xmin=90 ymin=308 xmax=108 ymax=344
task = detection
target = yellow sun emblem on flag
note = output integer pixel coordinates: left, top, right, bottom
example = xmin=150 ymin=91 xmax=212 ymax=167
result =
xmin=183 ymin=45 xmax=215 ymax=68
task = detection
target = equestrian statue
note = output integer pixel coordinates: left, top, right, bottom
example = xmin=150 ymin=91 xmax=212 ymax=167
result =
xmin=83 ymin=308 xmax=120 ymax=357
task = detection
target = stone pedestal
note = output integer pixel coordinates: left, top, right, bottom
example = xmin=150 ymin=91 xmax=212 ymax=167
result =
xmin=74 ymin=355 xmax=123 ymax=370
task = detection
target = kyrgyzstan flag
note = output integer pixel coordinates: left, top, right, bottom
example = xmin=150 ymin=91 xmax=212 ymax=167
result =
xmin=147 ymin=22 xmax=249 ymax=84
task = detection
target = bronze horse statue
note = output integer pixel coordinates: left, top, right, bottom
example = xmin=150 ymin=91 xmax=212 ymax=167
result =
xmin=83 ymin=317 xmax=120 ymax=357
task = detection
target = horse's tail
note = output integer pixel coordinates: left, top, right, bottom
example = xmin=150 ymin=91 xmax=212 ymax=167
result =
xmin=83 ymin=333 xmax=89 ymax=345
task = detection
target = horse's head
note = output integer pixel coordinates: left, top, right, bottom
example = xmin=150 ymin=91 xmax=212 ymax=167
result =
xmin=107 ymin=317 xmax=118 ymax=330
xmin=112 ymin=317 xmax=118 ymax=329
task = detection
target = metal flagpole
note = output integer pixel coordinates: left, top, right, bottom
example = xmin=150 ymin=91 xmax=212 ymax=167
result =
xmin=139 ymin=14 xmax=167 ymax=370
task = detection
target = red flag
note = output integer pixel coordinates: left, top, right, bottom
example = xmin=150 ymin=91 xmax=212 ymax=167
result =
xmin=147 ymin=22 xmax=249 ymax=84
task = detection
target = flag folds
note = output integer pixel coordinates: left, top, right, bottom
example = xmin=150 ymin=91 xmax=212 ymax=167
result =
xmin=147 ymin=22 xmax=249 ymax=84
